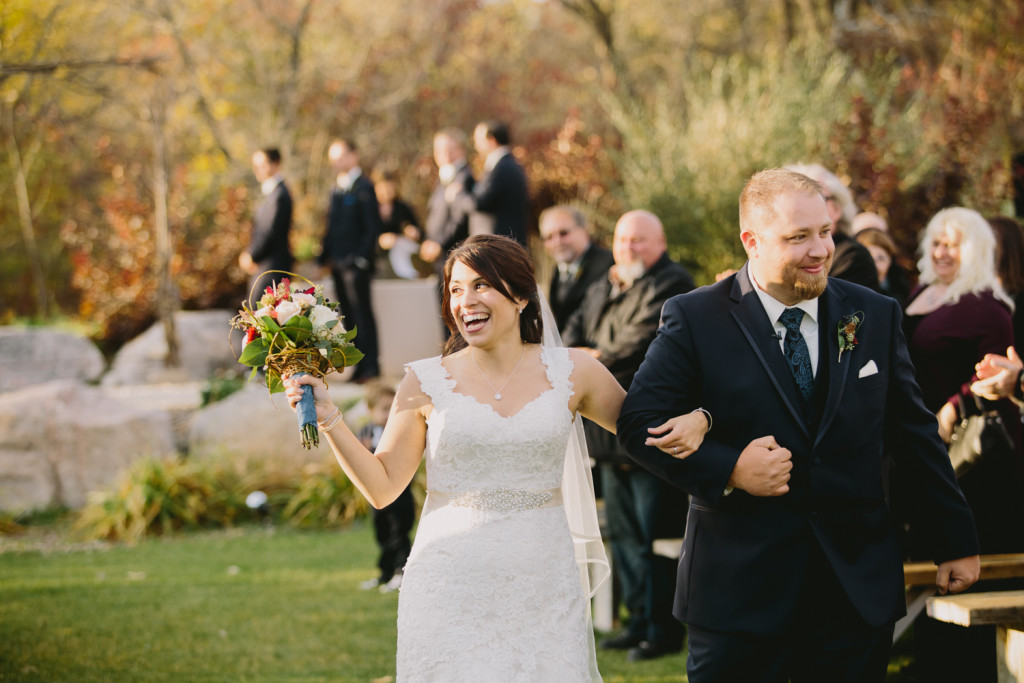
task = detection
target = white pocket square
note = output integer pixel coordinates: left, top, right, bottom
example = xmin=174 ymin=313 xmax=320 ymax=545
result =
xmin=858 ymin=360 xmax=879 ymax=378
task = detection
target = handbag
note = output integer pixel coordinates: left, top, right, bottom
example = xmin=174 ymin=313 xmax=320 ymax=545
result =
xmin=947 ymin=395 xmax=1015 ymax=477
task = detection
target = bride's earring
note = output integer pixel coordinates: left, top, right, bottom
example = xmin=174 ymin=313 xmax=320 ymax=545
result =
xmin=518 ymin=307 xmax=524 ymax=314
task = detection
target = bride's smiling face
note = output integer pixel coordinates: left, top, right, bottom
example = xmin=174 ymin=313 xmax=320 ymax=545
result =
xmin=448 ymin=260 xmax=523 ymax=347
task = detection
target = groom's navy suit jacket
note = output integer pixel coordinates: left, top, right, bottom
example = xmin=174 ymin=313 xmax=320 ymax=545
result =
xmin=617 ymin=265 xmax=979 ymax=633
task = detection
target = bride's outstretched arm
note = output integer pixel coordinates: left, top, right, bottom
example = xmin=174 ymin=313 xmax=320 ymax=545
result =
xmin=570 ymin=348 xmax=708 ymax=459
xmin=284 ymin=372 xmax=428 ymax=509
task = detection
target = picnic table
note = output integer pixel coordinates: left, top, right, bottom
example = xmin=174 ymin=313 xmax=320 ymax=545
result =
xmin=898 ymin=554 xmax=1024 ymax=682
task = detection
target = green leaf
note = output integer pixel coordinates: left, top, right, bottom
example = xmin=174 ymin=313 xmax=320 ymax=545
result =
xmin=266 ymin=373 xmax=285 ymax=394
xmin=260 ymin=316 xmax=281 ymax=334
xmin=238 ymin=338 xmax=269 ymax=367
xmin=281 ymin=315 xmax=312 ymax=345
xmin=330 ymin=345 xmax=364 ymax=368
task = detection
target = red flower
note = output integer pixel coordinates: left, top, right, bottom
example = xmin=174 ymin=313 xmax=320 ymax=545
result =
xmin=302 ymin=286 xmax=315 ymax=295
xmin=245 ymin=327 xmax=258 ymax=344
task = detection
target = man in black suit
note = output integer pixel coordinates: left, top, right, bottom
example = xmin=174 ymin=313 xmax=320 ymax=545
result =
xmin=319 ymin=139 xmax=383 ymax=381
xmin=539 ymin=205 xmax=614 ymax=334
xmin=450 ymin=120 xmax=528 ymax=245
xmin=617 ymin=169 xmax=980 ymax=682
xmin=240 ymin=148 xmax=293 ymax=300
xmin=563 ymin=210 xmax=695 ymax=662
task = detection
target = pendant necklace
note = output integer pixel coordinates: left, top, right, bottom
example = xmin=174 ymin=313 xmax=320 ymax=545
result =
xmin=471 ymin=346 xmax=527 ymax=401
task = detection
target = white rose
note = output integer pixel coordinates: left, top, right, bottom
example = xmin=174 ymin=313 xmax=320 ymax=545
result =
xmin=291 ymin=292 xmax=316 ymax=309
xmin=308 ymin=304 xmax=339 ymax=331
xmin=275 ymin=300 xmax=302 ymax=324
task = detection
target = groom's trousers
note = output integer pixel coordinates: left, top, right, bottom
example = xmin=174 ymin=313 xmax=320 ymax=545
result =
xmin=684 ymin=543 xmax=894 ymax=683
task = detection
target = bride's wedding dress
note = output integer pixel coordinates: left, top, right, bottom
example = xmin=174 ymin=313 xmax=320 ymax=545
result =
xmin=397 ymin=346 xmax=598 ymax=682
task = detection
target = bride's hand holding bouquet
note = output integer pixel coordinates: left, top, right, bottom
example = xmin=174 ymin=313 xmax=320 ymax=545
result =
xmin=231 ymin=272 xmax=362 ymax=448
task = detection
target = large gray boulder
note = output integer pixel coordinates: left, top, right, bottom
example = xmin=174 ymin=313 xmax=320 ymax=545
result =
xmin=0 ymin=328 xmax=105 ymax=394
xmin=188 ymin=382 xmax=367 ymax=464
xmin=102 ymin=310 xmax=239 ymax=386
xmin=0 ymin=381 xmax=175 ymax=511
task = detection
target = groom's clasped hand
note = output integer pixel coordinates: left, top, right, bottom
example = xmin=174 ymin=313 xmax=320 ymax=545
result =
xmin=729 ymin=435 xmax=793 ymax=496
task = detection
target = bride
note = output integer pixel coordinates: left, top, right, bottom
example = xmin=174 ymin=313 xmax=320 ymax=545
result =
xmin=284 ymin=234 xmax=708 ymax=681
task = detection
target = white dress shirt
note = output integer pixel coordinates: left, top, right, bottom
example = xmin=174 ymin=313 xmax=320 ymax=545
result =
xmin=749 ymin=271 xmax=820 ymax=376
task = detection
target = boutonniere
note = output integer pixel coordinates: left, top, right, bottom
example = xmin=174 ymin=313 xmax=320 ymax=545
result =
xmin=837 ymin=312 xmax=863 ymax=363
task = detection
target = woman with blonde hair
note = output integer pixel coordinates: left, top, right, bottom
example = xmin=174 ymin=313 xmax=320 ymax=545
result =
xmin=899 ymin=207 xmax=1023 ymax=681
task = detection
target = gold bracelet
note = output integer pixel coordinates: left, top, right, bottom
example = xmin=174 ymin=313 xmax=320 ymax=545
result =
xmin=317 ymin=407 xmax=343 ymax=433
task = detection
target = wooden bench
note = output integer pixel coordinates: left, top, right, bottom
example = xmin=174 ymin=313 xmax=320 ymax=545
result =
xmin=894 ymin=554 xmax=1024 ymax=644
xmin=927 ymin=590 xmax=1024 ymax=682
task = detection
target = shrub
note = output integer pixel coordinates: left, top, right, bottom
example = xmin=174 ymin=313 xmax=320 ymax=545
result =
xmin=199 ymin=368 xmax=248 ymax=407
xmin=281 ymin=462 xmax=372 ymax=528
xmin=74 ymin=457 xmax=249 ymax=545
xmin=72 ymin=448 xmax=391 ymax=544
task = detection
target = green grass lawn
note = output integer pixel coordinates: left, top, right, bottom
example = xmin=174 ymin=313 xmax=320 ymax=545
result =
xmin=0 ymin=520 xmax=923 ymax=682
xmin=0 ymin=523 xmax=692 ymax=682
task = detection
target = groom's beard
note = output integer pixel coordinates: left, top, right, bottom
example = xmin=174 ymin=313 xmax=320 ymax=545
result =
xmin=789 ymin=254 xmax=832 ymax=301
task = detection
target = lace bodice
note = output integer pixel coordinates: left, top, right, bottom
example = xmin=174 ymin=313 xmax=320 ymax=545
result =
xmin=407 ymin=346 xmax=575 ymax=493
xmin=397 ymin=345 xmax=597 ymax=682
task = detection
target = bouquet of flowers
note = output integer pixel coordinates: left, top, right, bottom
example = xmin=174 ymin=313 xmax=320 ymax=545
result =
xmin=231 ymin=273 xmax=363 ymax=449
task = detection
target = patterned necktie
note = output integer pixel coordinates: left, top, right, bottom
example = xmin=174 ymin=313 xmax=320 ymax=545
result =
xmin=779 ymin=308 xmax=813 ymax=402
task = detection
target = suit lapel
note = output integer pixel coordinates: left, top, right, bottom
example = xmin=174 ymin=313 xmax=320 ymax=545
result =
xmin=814 ymin=281 xmax=853 ymax=447
xmin=729 ymin=266 xmax=810 ymax=438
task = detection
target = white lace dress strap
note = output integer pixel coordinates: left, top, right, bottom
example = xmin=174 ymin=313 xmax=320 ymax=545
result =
xmin=405 ymin=356 xmax=454 ymax=406
xmin=540 ymin=345 xmax=574 ymax=407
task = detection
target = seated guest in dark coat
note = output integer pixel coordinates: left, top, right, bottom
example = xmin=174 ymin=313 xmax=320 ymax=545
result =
xmin=988 ymin=215 xmax=1024 ymax=348
xmin=563 ymin=210 xmax=695 ymax=662
xmin=373 ymin=168 xmax=423 ymax=280
xmin=539 ymin=205 xmax=614 ymax=334
xmin=855 ymin=227 xmax=911 ymax=304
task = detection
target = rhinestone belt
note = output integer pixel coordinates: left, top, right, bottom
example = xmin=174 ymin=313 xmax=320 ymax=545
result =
xmin=428 ymin=487 xmax=562 ymax=513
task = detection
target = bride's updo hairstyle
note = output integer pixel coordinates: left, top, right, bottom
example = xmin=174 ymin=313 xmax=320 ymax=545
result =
xmin=441 ymin=234 xmax=543 ymax=355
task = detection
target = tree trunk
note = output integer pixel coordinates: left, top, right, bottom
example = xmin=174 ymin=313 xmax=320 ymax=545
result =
xmin=149 ymin=95 xmax=180 ymax=368
xmin=6 ymin=105 xmax=50 ymax=320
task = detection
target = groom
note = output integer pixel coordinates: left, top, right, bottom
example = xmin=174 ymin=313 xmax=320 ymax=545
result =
xmin=617 ymin=169 xmax=980 ymax=682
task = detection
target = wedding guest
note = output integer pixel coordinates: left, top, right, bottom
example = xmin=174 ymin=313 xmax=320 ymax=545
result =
xmin=240 ymin=148 xmax=293 ymax=299
xmin=450 ymin=120 xmax=528 ymax=245
xmin=786 ymin=163 xmax=878 ymax=290
xmin=422 ymin=128 xmax=475 ymax=337
xmin=617 ymin=168 xmax=980 ymax=683
xmin=563 ymin=210 xmax=695 ymax=662
xmin=373 ymin=168 xmax=423 ymax=280
xmin=973 ymin=346 xmax=1024 ymax=407
xmin=357 ymin=381 xmax=415 ymax=593
xmin=319 ymin=139 xmax=383 ymax=382
xmin=421 ymin=129 xmax=474 ymax=275
xmin=988 ymin=215 xmax=1024 ymax=348
xmin=855 ymin=227 xmax=911 ymax=303
xmin=898 ymin=207 xmax=1022 ymax=682
xmin=539 ymin=205 xmax=613 ymax=334
xmin=285 ymin=234 xmax=709 ymax=680
xmin=851 ymin=211 xmax=888 ymax=234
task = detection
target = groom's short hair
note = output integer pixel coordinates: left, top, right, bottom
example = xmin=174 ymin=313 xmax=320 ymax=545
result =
xmin=739 ymin=169 xmax=825 ymax=235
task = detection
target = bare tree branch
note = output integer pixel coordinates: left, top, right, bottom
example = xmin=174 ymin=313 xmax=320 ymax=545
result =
xmin=0 ymin=57 xmax=163 ymax=76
